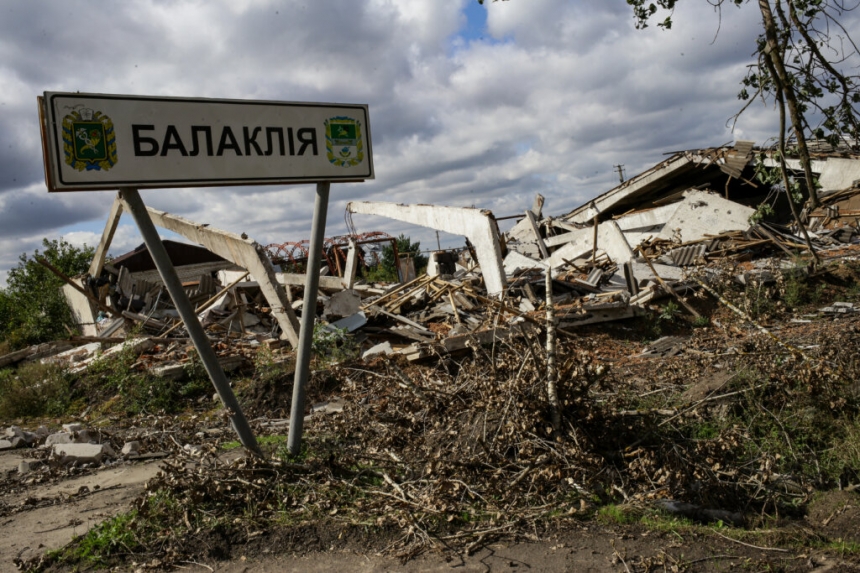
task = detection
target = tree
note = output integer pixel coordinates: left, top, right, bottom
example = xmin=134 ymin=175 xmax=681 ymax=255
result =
xmin=368 ymin=234 xmax=429 ymax=282
xmin=480 ymin=0 xmax=859 ymax=213
xmin=626 ymin=0 xmax=859 ymax=211
xmin=0 ymin=238 xmax=95 ymax=349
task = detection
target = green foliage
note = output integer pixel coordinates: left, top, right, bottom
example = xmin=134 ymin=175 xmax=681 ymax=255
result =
xmin=750 ymin=202 xmax=776 ymax=224
xmin=777 ymin=259 xmax=825 ymax=310
xmin=822 ymin=417 xmax=860 ymax=484
xmin=69 ymin=511 xmax=139 ymax=565
xmin=84 ymin=342 xmax=180 ymax=415
xmin=0 ymin=362 xmax=71 ymax=420
xmin=223 ymin=434 xmax=288 ymax=451
xmin=0 ymin=238 xmax=94 ymax=349
xmin=658 ymin=300 xmax=681 ymax=322
xmin=373 ymin=234 xmax=429 ymax=282
xmin=253 ymin=344 xmax=289 ymax=383
xmin=626 ymin=0 xmax=859 ymax=209
xmin=692 ymin=315 xmax=711 ymax=328
xmin=312 ymin=322 xmax=359 ymax=366
xmin=363 ymin=263 xmax=398 ymax=283
xmin=645 ymin=300 xmax=683 ymax=338
xmin=597 ymin=503 xmax=641 ymax=525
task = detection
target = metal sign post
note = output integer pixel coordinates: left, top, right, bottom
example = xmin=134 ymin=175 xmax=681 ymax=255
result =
xmin=120 ymin=187 xmax=261 ymax=455
xmin=287 ymin=182 xmax=330 ymax=456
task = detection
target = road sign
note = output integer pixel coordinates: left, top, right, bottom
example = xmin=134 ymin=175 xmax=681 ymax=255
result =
xmin=39 ymin=92 xmax=373 ymax=191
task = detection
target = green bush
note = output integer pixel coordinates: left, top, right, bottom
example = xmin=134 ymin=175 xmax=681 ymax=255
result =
xmin=0 ymin=238 xmax=94 ymax=349
xmin=312 ymin=323 xmax=359 ymax=366
xmin=0 ymin=362 xmax=71 ymax=420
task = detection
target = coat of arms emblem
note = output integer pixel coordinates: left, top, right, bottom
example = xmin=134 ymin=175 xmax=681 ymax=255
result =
xmin=325 ymin=117 xmax=364 ymax=167
xmin=62 ymin=108 xmax=118 ymax=171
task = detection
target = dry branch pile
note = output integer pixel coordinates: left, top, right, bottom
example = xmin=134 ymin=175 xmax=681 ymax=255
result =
xmin=70 ymin=308 xmax=858 ymax=567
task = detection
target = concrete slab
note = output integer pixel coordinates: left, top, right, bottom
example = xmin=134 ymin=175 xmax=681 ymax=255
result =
xmin=503 ymin=251 xmax=548 ymax=277
xmin=658 ymin=190 xmax=754 ymax=243
xmin=326 ymin=289 xmax=362 ymax=318
xmin=545 ymin=221 xmax=634 ymax=268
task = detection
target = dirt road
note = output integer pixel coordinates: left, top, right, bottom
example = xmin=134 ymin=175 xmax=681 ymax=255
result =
xmin=0 ymin=449 xmax=161 ymax=567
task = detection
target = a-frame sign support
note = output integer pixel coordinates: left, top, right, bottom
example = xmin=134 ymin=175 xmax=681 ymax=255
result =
xmin=120 ymin=187 xmax=262 ymax=455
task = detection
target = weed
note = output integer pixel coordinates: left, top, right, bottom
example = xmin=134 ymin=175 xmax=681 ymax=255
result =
xmin=0 ymin=362 xmax=70 ymax=419
xmin=824 ymin=539 xmax=860 ymax=557
xmin=821 ymin=417 xmax=860 ymax=486
xmin=83 ymin=340 xmax=184 ymax=415
xmin=641 ymin=511 xmax=695 ymax=533
xmin=692 ymin=315 xmax=711 ymax=328
xmin=693 ymin=422 xmax=720 ymax=440
xmin=658 ymin=300 xmax=681 ymax=322
xmin=743 ymin=276 xmax=777 ymax=319
xmin=182 ymin=348 xmax=208 ymax=382
xmin=272 ymin=436 xmax=314 ymax=463
xmin=312 ymin=323 xmax=359 ymax=366
xmin=254 ymin=344 xmax=288 ymax=383
xmin=223 ymin=434 xmax=288 ymax=451
xmin=67 ymin=511 xmax=139 ymax=565
xmin=597 ymin=504 xmax=640 ymax=525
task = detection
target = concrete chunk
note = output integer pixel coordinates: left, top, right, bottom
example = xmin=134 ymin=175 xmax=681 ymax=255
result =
xmin=52 ymin=442 xmax=115 ymax=465
xmin=326 ymin=289 xmax=362 ymax=318
xmin=121 ymin=441 xmax=141 ymax=456
xmin=75 ymin=429 xmax=99 ymax=444
xmin=5 ymin=426 xmax=25 ymax=439
xmin=362 ymin=342 xmax=394 ymax=359
xmin=18 ymin=459 xmax=44 ymax=475
xmin=45 ymin=432 xmax=74 ymax=447
xmin=658 ymin=190 xmax=755 ymax=243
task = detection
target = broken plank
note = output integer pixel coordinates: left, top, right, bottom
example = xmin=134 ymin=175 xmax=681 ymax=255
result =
xmin=442 ymin=324 xmax=538 ymax=353
xmin=368 ymin=305 xmax=433 ymax=332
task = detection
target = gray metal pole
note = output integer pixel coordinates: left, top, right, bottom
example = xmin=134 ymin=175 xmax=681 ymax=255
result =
xmin=287 ymin=181 xmax=331 ymax=455
xmin=119 ymin=188 xmax=261 ymax=456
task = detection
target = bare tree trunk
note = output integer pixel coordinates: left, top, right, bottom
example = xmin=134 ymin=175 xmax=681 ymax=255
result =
xmin=758 ymin=0 xmax=820 ymax=209
xmin=762 ymin=53 xmax=821 ymax=265
xmin=545 ymin=271 xmax=561 ymax=436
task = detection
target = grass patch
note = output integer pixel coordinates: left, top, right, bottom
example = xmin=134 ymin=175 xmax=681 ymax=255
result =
xmin=81 ymin=340 xmax=210 ymax=416
xmin=0 ymin=361 xmax=70 ymax=419
xmin=59 ymin=512 xmax=140 ymax=566
xmin=223 ymin=434 xmax=288 ymax=451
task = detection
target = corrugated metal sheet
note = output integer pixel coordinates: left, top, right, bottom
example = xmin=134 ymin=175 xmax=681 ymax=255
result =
xmin=667 ymin=243 xmax=708 ymax=266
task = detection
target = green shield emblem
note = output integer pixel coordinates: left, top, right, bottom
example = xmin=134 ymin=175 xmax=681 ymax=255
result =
xmin=72 ymin=121 xmax=107 ymax=162
xmin=62 ymin=109 xmax=118 ymax=172
xmin=325 ymin=117 xmax=364 ymax=167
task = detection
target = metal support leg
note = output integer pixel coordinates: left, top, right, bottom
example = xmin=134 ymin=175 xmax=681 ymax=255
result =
xmin=119 ymin=187 xmax=261 ymax=456
xmin=287 ymin=181 xmax=331 ymax=455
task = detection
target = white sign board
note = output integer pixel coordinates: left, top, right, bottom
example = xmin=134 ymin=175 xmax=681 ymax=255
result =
xmin=39 ymin=92 xmax=374 ymax=192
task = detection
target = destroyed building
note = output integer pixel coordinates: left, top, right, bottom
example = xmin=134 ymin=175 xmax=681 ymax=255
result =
xmin=4 ymin=140 xmax=859 ymax=376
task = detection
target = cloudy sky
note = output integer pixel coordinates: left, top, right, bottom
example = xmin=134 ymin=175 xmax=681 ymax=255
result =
xmin=1 ymin=0 xmax=857 ymax=285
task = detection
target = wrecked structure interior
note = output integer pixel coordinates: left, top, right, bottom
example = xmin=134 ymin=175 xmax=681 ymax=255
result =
xmin=4 ymin=140 xmax=855 ymax=377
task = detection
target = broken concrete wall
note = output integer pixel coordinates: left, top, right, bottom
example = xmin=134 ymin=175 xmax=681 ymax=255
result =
xmin=545 ymin=220 xmax=634 ymax=268
xmin=775 ymin=156 xmax=860 ymax=194
xmin=61 ymin=281 xmax=99 ymax=337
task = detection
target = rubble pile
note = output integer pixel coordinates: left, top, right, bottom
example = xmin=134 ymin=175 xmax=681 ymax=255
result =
xmin=4 ymin=142 xmax=860 ymax=568
xmin=6 ymin=189 xmax=858 ymax=378
xmin=22 ymin=307 xmax=856 ymax=567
